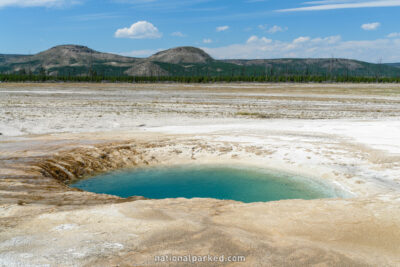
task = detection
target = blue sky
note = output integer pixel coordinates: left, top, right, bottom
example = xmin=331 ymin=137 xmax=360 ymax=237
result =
xmin=1 ymin=0 xmax=400 ymax=62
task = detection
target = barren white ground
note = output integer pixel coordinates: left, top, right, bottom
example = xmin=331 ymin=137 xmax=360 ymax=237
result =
xmin=0 ymin=83 xmax=399 ymax=266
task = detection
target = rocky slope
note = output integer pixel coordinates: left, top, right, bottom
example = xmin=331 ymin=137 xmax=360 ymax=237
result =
xmin=31 ymin=45 xmax=138 ymax=67
xmin=149 ymin=46 xmax=213 ymax=64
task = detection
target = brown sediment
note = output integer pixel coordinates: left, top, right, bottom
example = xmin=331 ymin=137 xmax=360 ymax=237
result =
xmin=0 ymin=139 xmax=168 ymax=206
xmin=1 ymin=137 xmax=241 ymax=206
xmin=36 ymin=143 xmax=146 ymax=184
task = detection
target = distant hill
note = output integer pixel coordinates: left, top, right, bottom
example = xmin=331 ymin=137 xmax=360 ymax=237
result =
xmin=1 ymin=45 xmax=400 ymax=78
xmin=0 ymin=45 xmax=141 ymax=76
xmin=386 ymin=63 xmax=400 ymax=68
xmin=149 ymin=46 xmax=213 ymax=64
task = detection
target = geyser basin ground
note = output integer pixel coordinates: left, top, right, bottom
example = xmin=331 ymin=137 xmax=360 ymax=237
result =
xmin=71 ymin=165 xmax=339 ymax=202
xmin=1 ymin=83 xmax=400 ymax=266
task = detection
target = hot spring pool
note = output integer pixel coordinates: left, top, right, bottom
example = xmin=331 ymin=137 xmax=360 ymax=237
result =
xmin=71 ymin=165 xmax=342 ymax=203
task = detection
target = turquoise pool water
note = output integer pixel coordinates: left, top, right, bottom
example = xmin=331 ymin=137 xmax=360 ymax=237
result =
xmin=71 ymin=165 xmax=339 ymax=203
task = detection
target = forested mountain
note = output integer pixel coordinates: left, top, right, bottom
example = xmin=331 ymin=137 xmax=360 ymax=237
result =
xmin=1 ymin=45 xmax=400 ymax=78
xmin=386 ymin=63 xmax=400 ymax=68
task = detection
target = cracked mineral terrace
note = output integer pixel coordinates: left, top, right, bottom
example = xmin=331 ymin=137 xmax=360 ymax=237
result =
xmin=0 ymin=83 xmax=400 ymax=266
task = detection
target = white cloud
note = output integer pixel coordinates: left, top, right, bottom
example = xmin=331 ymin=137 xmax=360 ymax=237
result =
xmin=202 ymin=35 xmax=400 ymax=62
xmin=387 ymin=32 xmax=400 ymax=38
xmin=267 ymin=25 xmax=287 ymax=34
xmin=119 ymin=49 xmax=162 ymax=58
xmin=171 ymin=31 xmax=185 ymax=37
xmin=0 ymin=0 xmax=78 ymax=8
xmin=247 ymin=35 xmax=259 ymax=43
xmin=259 ymin=24 xmax=288 ymax=34
xmin=247 ymin=35 xmax=272 ymax=44
xmin=361 ymin=22 xmax=381 ymax=30
xmin=216 ymin=25 xmax=229 ymax=32
xmin=278 ymin=0 xmax=400 ymax=12
xmin=203 ymin=38 xmax=213 ymax=44
xmin=258 ymin=24 xmax=267 ymax=30
xmin=115 ymin=21 xmax=162 ymax=39
xmin=293 ymin=36 xmax=311 ymax=43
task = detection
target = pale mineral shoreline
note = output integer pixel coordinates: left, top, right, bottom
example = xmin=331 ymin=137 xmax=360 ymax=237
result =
xmin=1 ymin=83 xmax=400 ymax=266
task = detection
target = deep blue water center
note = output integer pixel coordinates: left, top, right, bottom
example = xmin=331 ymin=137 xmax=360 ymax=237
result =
xmin=71 ymin=165 xmax=337 ymax=203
